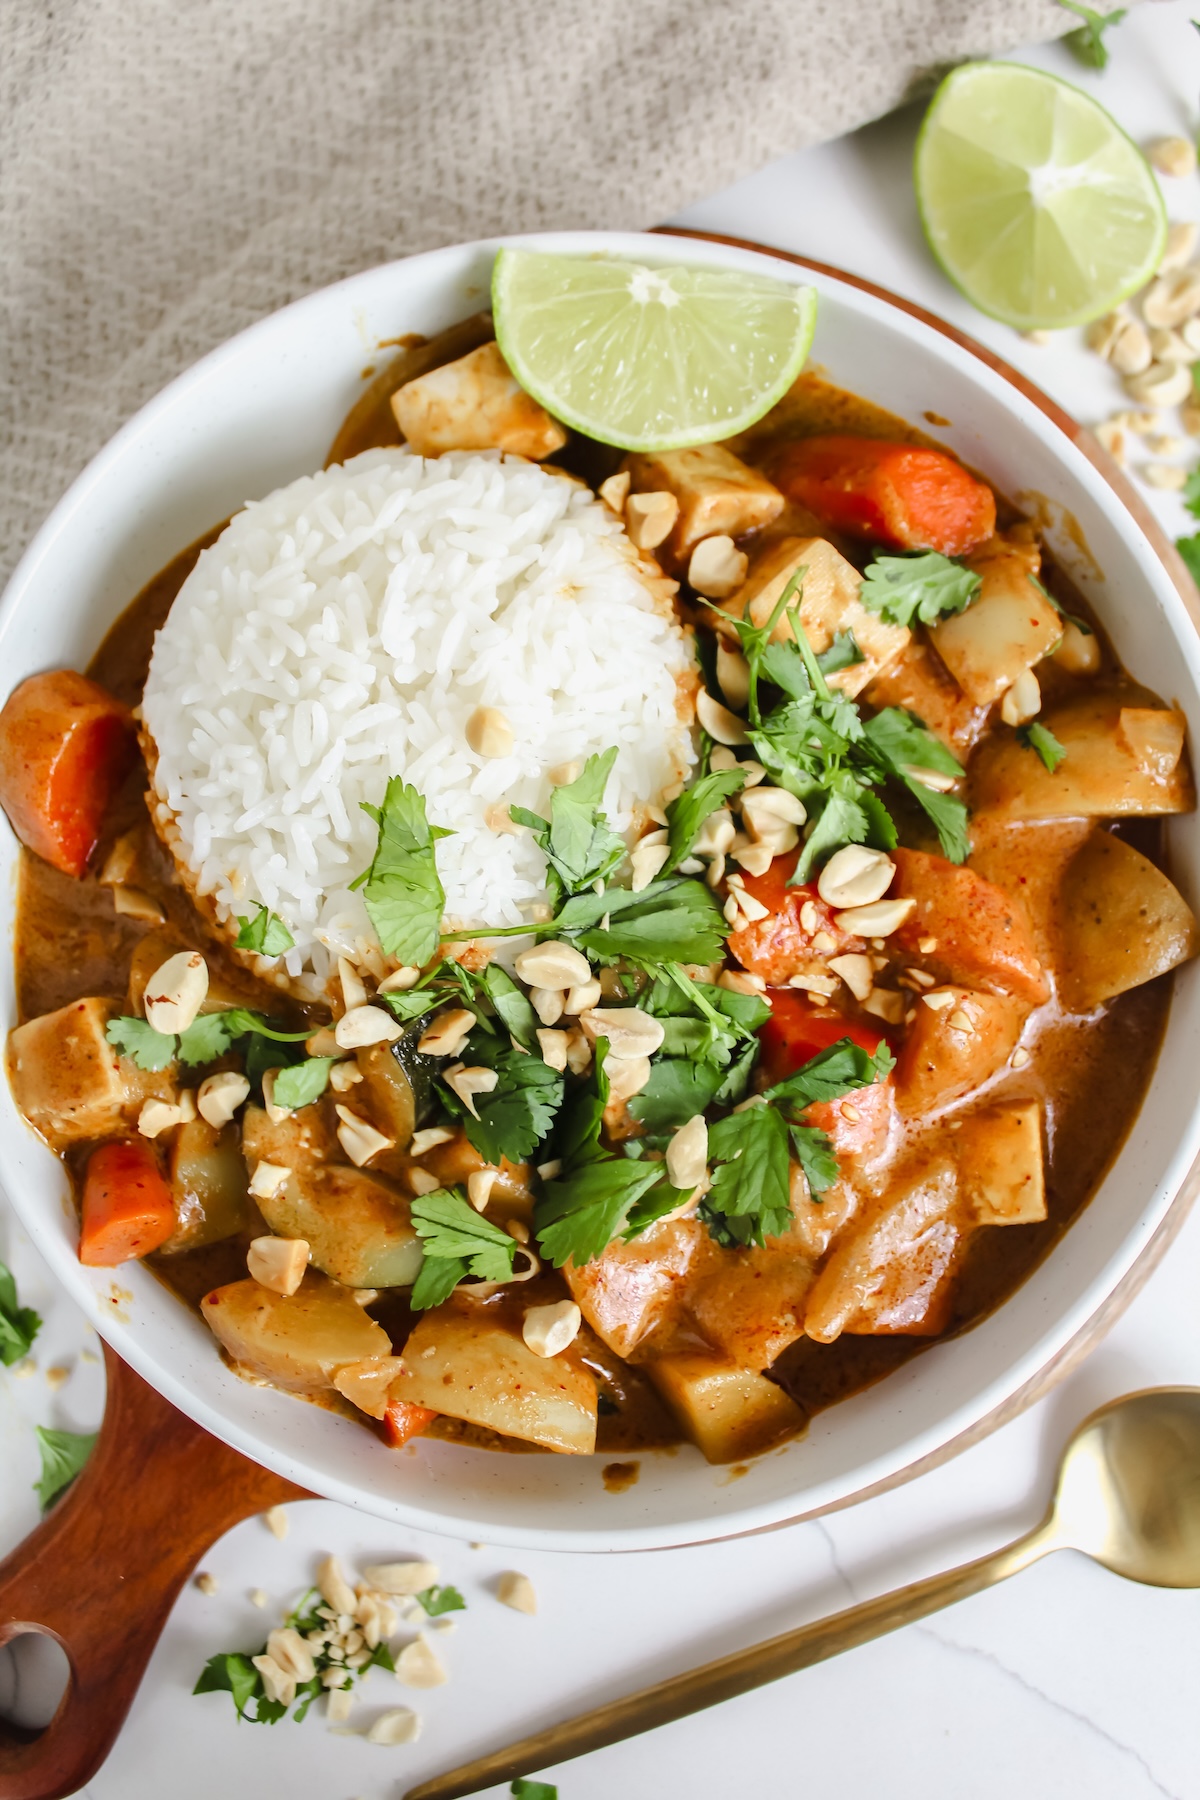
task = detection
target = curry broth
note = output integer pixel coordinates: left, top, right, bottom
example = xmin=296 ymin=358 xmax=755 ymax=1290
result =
xmin=10 ymin=341 xmax=1173 ymax=1453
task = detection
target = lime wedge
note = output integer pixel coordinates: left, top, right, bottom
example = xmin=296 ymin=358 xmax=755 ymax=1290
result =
xmin=492 ymin=249 xmax=817 ymax=452
xmin=914 ymin=62 xmax=1166 ymax=330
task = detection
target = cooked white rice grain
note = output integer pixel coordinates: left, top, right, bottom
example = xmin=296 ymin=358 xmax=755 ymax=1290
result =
xmin=142 ymin=448 xmax=697 ymax=987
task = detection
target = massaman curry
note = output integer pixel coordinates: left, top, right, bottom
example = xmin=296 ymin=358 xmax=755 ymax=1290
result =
xmin=3 ymin=307 xmax=1197 ymax=1468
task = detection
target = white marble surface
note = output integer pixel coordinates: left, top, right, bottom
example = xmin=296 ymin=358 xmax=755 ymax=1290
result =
xmin=4 ymin=3 xmax=1200 ymax=1795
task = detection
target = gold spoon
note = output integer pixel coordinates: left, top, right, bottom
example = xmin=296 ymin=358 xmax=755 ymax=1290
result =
xmin=404 ymin=1387 xmax=1200 ymax=1800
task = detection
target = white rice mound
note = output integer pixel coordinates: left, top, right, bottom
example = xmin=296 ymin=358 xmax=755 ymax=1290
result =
xmin=142 ymin=447 xmax=697 ymax=988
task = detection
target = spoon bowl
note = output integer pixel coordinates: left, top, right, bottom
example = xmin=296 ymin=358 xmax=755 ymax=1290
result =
xmin=1052 ymin=1387 xmax=1200 ymax=1587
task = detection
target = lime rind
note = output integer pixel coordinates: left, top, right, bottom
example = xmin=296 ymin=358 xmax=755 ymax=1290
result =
xmin=492 ymin=249 xmax=818 ymax=453
xmin=915 ymin=61 xmax=1167 ymax=331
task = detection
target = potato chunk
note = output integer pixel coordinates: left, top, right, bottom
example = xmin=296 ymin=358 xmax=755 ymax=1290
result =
xmin=719 ymin=536 xmax=909 ymax=697
xmin=390 ymin=341 xmax=566 ymax=460
xmin=161 ymin=1118 xmax=251 ymax=1254
xmin=8 ymin=997 xmax=155 ymax=1150
xmin=803 ymin=1157 xmax=962 ymax=1341
xmin=201 ymin=1271 xmax=391 ymax=1396
xmin=622 ymin=444 xmax=784 ymax=565
xmin=390 ymin=1300 xmax=597 ymax=1454
xmin=1054 ymin=828 xmax=1199 ymax=1011
xmin=685 ymin=1240 xmax=816 ymax=1371
xmin=242 ymin=1105 xmax=422 ymax=1287
xmin=970 ymin=691 xmax=1193 ymax=821
xmin=864 ymin=637 xmax=991 ymax=758
xmin=893 ymin=988 xmax=1028 ymax=1115
xmin=956 ymin=1102 xmax=1046 ymax=1225
xmin=564 ymin=1215 xmax=709 ymax=1360
xmin=646 ymin=1353 xmax=804 ymax=1463
xmin=929 ymin=540 xmax=1062 ymax=706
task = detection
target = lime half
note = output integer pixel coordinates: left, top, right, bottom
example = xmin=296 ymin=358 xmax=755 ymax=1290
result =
xmin=492 ymin=249 xmax=817 ymax=452
xmin=915 ymin=62 xmax=1166 ymax=330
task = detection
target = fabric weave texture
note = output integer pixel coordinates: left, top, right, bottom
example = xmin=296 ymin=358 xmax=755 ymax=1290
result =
xmin=2 ymin=0 xmax=1079 ymax=584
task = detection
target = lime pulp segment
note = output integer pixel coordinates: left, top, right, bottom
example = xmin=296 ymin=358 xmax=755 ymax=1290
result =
xmin=914 ymin=61 xmax=1166 ymax=330
xmin=492 ymin=249 xmax=818 ymax=452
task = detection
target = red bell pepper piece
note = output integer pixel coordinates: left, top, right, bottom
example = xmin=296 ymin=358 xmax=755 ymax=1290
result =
xmin=770 ymin=434 xmax=996 ymax=557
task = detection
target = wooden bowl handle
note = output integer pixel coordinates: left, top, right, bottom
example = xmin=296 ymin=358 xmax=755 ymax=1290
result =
xmin=0 ymin=1344 xmax=307 ymax=1800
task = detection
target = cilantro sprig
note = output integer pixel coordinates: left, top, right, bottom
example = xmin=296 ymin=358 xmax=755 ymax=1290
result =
xmin=858 ymin=551 xmax=981 ymax=628
xmin=1059 ymin=0 xmax=1126 ymax=67
xmin=194 ymin=1586 xmax=394 ymax=1725
xmin=106 ymin=1008 xmax=312 ymax=1073
xmin=409 ymin=1187 xmax=520 ymax=1309
xmin=511 ymin=749 xmax=625 ymax=901
xmin=664 ymin=767 xmax=745 ymax=872
xmin=438 ymin=1032 xmax=565 ymax=1166
xmin=352 ymin=779 xmax=451 ymax=967
xmin=0 ymin=1259 xmax=40 ymax=1367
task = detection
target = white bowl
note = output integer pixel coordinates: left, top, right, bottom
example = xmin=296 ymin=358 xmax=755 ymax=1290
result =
xmin=3 ymin=230 xmax=1198 ymax=1553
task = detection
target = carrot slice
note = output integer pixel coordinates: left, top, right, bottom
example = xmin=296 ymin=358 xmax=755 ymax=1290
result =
xmin=79 ymin=1140 xmax=176 ymax=1266
xmin=769 ymin=435 xmax=996 ymax=557
xmin=382 ymin=1399 xmax=438 ymax=1449
xmin=0 ymin=669 xmax=136 ymax=878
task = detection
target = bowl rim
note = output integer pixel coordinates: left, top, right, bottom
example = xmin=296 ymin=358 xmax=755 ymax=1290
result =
xmin=3 ymin=224 xmax=1199 ymax=1552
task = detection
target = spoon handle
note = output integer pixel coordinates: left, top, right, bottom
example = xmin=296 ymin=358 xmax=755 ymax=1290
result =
xmin=404 ymin=1518 xmax=1059 ymax=1800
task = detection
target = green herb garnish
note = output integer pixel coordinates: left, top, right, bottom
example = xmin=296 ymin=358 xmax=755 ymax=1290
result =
xmin=409 ymin=1187 xmax=520 ymax=1309
xmin=664 ymin=767 xmax=745 ymax=872
xmin=816 ymin=628 xmax=866 ymax=675
xmin=1059 ymin=0 xmax=1126 ymax=68
xmin=1018 ymin=721 xmax=1068 ymax=773
xmin=105 ymin=1015 xmax=177 ymax=1071
xmin=511 ymin=748 xmax=625 ymax=901
xmin=194 ymin=1585 xmax=394 ymax=1724
xmin=34 ymin=1425 xmax=96 ymax=1510
xmin=0 ymin=1259 xmax=40 ymax=1366
xmin=858 ymin=551 xmax=981 ymax=628
xmin=271 ymin=1057 xmax=337 ymax=1110
xmin=353 ymin=778 xmax=451 ymax=966
xmin=511 ymin=1783 xmax=558 ymax=1800
xmin=555 ymin=877 xmax=728 ymax=968
xmin=234 ymin=906 xmax=295 ymax=956
xmin=415 ymin=1584 xmax=466 ymax=1617
xmin=438 ymin=1034 xmax=564 ymax=1165
xmin=107 ymin=1007 xmax=312 ymax=1073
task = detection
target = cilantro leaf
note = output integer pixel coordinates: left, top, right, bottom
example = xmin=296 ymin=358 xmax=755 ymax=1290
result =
xmin=788 ymin=1123 xmax=840 ymax=1196
xmin=859 ymin=552 xmax=980 ymax=627
xmin=1018 ymin=721 xmax=1068 ymax=773
xmin=1177 ymin=531 xmax=1200 ymax=586
xmin=415 ymin=1584 xmax=466 ymax=1617
xmin=471 ymin=962 xmax=539 ymax=1048
xmin=512 ymin=1783 xmax=559 ymax=1800
xmin=0 ymin=1259 xmax=40 ymax=1366
xmin=860 ymin=707 xmax=969 ymax=865
xmin=514 ymin=749 xmax=625 ymax=899
xmin=234 ymin=905 xmax=295 ymax=956
xmin=216 ymin=1009 xmax=313 ymax=1045
xmin=627 ymin=1056 xmax=727 ymax=1132
xmin=552 ymin=1039 xmax=610 ymax=1166
xmin=1183 ymin=466 xmax=1200 ymax=520
xmin=410 ymin=1187 xmax=518 ymax=1308
xmin=441 ymin=1039 xmax=564 ymax=1165
xmin=794 ymin=787 xmax=873 ymax=883
xmin=194 ymin=1651 xmax=264 ymax=1720
xmin=106 ymin=1014 xmax=177 ymax=1071
xmin=176 ymin=1011 xmax=241 ymax=1066
xmin=271 ymin=1056 xmax=336 ymax=1110
xmin=557 ymin=878 xmax=727 ymax=968
xmin=380 ymin=985 xmax=445 ymax=1023
xmin=704 ymin=1105 xmax=793 ymax=1246
xmin=664 ymin=768 xmax=745 ymax=871
xmin=1059 ymin=0 xmax=1126 ymax=67
xmin=766 ymin=1038 xmax=892 ymax=1109
xmin=356 ymin=778 xmax=450 ymax=966
xmin=537 ymin=1157 xmax=667 ymax=1267
xmin=816 ymin=629 xmax=865 ymax=676
xmin=34 ymin=1425 xmax=96 ymax=1510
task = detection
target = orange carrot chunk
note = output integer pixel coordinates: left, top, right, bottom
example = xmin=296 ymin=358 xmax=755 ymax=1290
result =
xmin=769 ymin=435 xmax=996 ymax=557
xmin=79 ymin=1140 xmax=176 ymax=1266
xmin=382 ymin=1398 xmax=438 ymax=1449
xmin=0 ymin=669 xmax=137 ymax=878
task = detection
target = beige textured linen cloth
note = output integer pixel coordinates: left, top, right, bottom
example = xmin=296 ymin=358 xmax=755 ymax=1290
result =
xmin=2 ymin=0 xmax=1082 ymax=586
